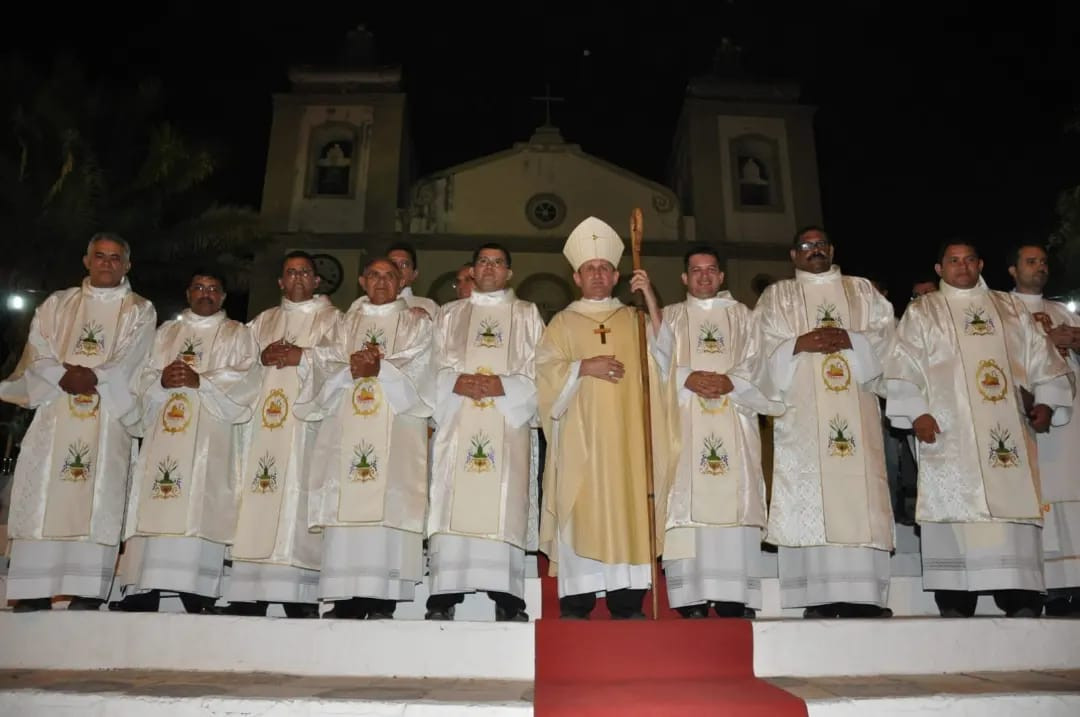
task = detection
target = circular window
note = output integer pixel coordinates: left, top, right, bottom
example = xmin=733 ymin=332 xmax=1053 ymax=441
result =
xmin=525 ymin=193 xmax=566 ymax=229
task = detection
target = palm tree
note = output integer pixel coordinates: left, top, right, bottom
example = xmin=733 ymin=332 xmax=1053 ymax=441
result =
xmin=0 ymin=53 xmax=266 ymax=301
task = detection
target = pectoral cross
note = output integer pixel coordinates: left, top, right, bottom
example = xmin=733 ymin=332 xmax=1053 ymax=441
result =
xmin=594 ymin=324 xmax=611 ymax=344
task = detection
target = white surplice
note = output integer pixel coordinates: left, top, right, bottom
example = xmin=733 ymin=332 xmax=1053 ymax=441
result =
xmin=753 ymin=267 xmax=896 ymax=608
xmin=0 ymin=277 xmax=156 ymax=600
xmin=652 ymin=292 xmax=781 ymax=609
xmin=427 ymin=290 xmax=545 ymax=599
xmin=296 ymin=296 xmax=433 ymax=601
xmin=1012 ymin=291 xmax=1080 ymax=591
xmin=399 ymin=286 xmax=439 ymax=319
xmin=887 ymin=277 xmax=1074 ymax=593
xmin=225 ymin=295 xmax=340 ymax=604
xmin=118 ymin=309 xmax=260 ymax=598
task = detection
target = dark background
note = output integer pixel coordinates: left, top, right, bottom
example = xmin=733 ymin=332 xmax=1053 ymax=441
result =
xmin=9 ymin=0 xmax=1080 ymax=304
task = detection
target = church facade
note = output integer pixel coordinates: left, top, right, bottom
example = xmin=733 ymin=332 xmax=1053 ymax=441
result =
xmin=249 ymin=34 xmax=823 ymax=318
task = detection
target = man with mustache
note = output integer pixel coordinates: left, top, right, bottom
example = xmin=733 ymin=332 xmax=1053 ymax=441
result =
xmin=1007 ymin=243 xmax=1080 ymax=616
xmin=753 ymin=226 xmax=897 ymax=618
xmin=296 ymin=257 xmax=433 ymax=619
xmin=0 ymin=233 xmax=156 ymax=611
xmin=536 ymin=216 xmax=671 ymax=619
xmin=887 ymin=240 xmax=1073 ymax=617
xmin=113 ymin=270 xmax=260 ymax=613
xmin=651 ymin=245 xmax=781 ymax=618
xmin=224 ymin=251 xmax=341 ymax=617
xmin=425 ymin=244 xmax=545 ymax=621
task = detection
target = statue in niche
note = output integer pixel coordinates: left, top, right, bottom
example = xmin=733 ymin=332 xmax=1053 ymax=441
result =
xmin=315 ymin=140 xmax=353 ymax=196
xmin=738 ymin=155 xmax=771 ymax=206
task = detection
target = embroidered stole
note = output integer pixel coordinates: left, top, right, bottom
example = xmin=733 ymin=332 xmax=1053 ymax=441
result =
xmin=801 ymin=279 xmax=872 ymax=543
xmin=337 ymin=311 xmax=401 ymax=523
xmin=449 ymin=303 xmax=513 ymax=536
xmin=135 ymin=321 xmax=223 ymax=535
xmin=945 ymin=293 xmax=1040 ymax=518
xmin=44 ymin=293 xmax=125 ymax=538
xmin=684 ymin=302 xmax=741 ymax=525
xmin=232 ymin=309 xmax=320 ymax=560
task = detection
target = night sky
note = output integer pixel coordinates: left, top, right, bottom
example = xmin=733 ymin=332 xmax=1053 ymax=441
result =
xmin=10 ymin=0 xmax=1080 ymax=302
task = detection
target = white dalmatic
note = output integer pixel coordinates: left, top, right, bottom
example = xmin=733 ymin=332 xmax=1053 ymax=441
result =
xmin=651 ymin=293 xmax=780 ymax=609
xmin=427 ymin=290 xmax=545 ymax=596
xmin=1013 ymin=292 xmax=1080 ymax=589
xmin=127 ymin=310 xmax=260 ymax=542
xmin=887 ymin=278 xmax=1073 ymax=527
xmin=754 ymin=268 xmax=896 ymax=551
xmin=230 ymin=296 xmax=340 ymax=569
xmin=0 ymin=278 xmax=156 ymax=546
xmin=655 ymin=294 xmax=781 ymax=537
xmin=300 ymin=296 xmax=432 ymax=532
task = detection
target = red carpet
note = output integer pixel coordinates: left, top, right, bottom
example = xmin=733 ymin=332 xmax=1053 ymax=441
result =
xmin=534 ymin=557 xmax=807 ymax=715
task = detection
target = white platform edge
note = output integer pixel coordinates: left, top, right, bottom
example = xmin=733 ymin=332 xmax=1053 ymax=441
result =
xmin=806 ymin=693 xmax=1080 ymax=717
xmin=753 ymin=617 xmax=1080 ymax=678
xmin=0 ymin=693 xmax=530 ymax=717
xmin=0 ymin=612 xmax=536 ymax=681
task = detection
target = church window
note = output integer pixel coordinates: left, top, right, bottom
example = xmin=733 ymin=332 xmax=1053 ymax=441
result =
xmin=305 ymin=123 xmax=360 ymax=198
xmin=525 ymin=193 xmax=566 ymax=229
xmin=730 ymin=135 xmax=783 ymax=212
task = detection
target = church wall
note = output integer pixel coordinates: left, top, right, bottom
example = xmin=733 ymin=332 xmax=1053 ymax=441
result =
xmin=259 ymin=100 xmax=305 ymax=232
xmin=724 ymin=257 xmax=795 ymax=309
xmin=417 ymin=150 xmax=680 ymax=241
xmin=259 ymin=94 xmax=406 ymax=237
xmin=715 ymin=115 xmax=797 ymax=246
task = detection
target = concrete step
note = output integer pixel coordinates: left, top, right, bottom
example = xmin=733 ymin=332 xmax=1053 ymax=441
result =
xmin=773 ymin=670 xmax=1080 ymax=716
xmin=0 ymin=669 xmax=532 ymax=716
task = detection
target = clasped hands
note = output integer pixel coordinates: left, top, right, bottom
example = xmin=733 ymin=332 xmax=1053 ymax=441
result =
xmin=684 ymin=370 xmax=734 ymax=399
xmin=794 ymin=327 xmax=852 ymax=354
xmin=350 ymin=343 xmax=381 ymax=379
xmin=160 ymin=360 xmax=200 ymax=389
xmin=261 ymin=339 xmax=302 ymax=369
xmin=453 ymin=373 xmax=505 ymax=400
xmin=59 ymin=363 xmax=98 ymax=396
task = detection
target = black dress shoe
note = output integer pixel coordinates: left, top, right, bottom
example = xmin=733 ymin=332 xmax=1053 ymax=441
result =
xmin=67 ymin=597 xmax=104 ymax=611
xmin=803 ymin=603 xmax=840 ymax=619
xmin=109 ymin=591 xmax=161 ymax=613
xmin=495 ymin=606 xmax=529 ymax=622
xmin=1045 ymin=597 xmax=1072 ymax=617
xmin=179 ymin=593 xmax=215 ymax=614
xmin=712 ymin=601 xmax=749 ymax=618
xmin=677 ymin=604 xmax=710 ymax=619
xmin=13 ymin=598 xmax=51 ymax=613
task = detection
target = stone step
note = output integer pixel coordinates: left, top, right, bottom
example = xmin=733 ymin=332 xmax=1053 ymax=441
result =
xmin=776 ymin=670 xmax=1080 ymax=717
xmin=2 ymin=668 xmax=1077 ymax=716
xmin=2 ymin=612 xmax=1077 ymax=682
xmin=0 ymin=669 xmax=532 ymax=716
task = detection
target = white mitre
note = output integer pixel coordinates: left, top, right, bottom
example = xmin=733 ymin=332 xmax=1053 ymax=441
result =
xmin=563 ymin=216 xmax=624 ymax=271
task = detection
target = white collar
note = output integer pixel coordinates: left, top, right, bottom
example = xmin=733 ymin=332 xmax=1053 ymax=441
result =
xmin=566 ymin=296 xmax=624 ymax=313
xmin=281 ymin=295 xmax=331 ymax=313
xmin=399 ymin=286 xmax=416 ymax=299
xmin=470 ymin=288 xmax=513 ymax=306
xmin=686 ymin=291 xmax=736 ymax=310
xmin=82 ymin=276 xmax=130 ymax=301
xmin=349 ymin=296 xmax=406 ymax=316
xmin=940 ymin=275 xmax=989 ymax=298
xmin=1010 ymin=290 xmax=1044 ymax=309
xmin=179 ymin=309 xmax=226 ymax=327
xmin=794 ymin=265 xmax=842 ymax=284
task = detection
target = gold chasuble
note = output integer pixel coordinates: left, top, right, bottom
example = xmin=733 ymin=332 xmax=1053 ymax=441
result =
xmin=537 ymin=301 xmax=669 ymax=570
